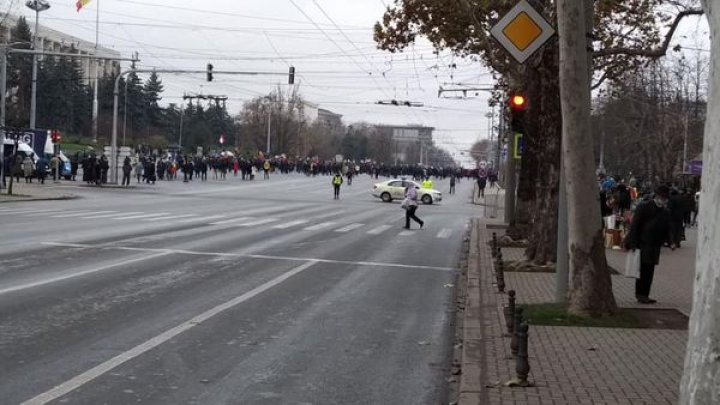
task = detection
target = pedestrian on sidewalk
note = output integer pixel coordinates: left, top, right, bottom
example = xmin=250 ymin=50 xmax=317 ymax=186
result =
xmin=36 ymin=156 xmax=48 ymax=185
xmin=22 ymin=155 xmax=35 ymax=183
xmin=122 ymin=156 xmax=132 ymax=187
xmin=332 ymin=172 xmax=343 ymax=200
xmin=404 ymin=185 xmax=424 ymax=229
xmin=625 ymin=185 xmax=671 ymax=304
xmin=449 ymin=174 xmax=456 ymax=195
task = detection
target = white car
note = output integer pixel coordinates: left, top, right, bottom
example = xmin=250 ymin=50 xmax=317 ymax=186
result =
xmin=372 ymin=179 xmax=442 ymax=205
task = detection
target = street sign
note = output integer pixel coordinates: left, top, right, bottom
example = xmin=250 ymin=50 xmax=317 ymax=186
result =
xmin=513 ymin=133 xmax=524 ymax=160
xmin=490 ymin=0 xmax=555 ymax=63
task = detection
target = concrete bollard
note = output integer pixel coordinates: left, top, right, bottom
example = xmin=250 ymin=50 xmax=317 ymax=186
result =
xmin=510 ymin=307 xmax=523 ymax=357
xmin=505 ymin=290 xmax=516 ymax=334
xmin=514 ymin=322 xmax=531 ymax=386
xmin=497 ymin=259 xmax=506 ymax=293
xmin=492 ymin=232 xmax=498 ymax=258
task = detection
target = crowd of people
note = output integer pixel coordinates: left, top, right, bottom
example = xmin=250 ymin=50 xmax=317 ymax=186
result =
xmin=600 ymin=173 xmax=701 ymax=305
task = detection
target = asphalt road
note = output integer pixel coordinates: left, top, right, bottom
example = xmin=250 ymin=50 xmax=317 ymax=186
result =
xmin=0 ymin=173 xmax=480 ymax=405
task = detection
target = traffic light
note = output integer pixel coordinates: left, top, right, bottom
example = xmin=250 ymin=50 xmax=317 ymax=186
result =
xmin=206 ymin=63 xmax=214 ymax=82
xmin=288 ymin=66 xmax=295 ymax=85
xmin=51 ymin=130 xmax=62 ymax=144
xmin=508 ymin=92 xmax=527 ymax=134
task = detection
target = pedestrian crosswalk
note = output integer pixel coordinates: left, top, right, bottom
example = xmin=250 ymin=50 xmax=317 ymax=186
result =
xmin=0 ymin=207 xmax=458 ymax=239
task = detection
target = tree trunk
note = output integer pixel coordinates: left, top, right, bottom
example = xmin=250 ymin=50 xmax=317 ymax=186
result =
xmin=557 ymin=0 xmax=617 ymax=316
xmin=679 ymin=1 xmax=720 ymax=401
xmin=524 ymin=43 xmax=561 ymax=265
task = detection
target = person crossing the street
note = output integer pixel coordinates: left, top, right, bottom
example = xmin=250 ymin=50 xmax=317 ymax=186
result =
xmin=332 ymin=172 xmax=343 ymax=200
xmin=404 ymin=185 xmax=424 ymax=229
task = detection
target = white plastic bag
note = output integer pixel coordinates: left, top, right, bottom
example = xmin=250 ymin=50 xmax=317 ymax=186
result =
xmin=605 ymin=215 xmax=616 ymax=230
xmin=401 ymin=198 xmax=410 ymax=210
xmin=624 ymin=250 xmax=641 ymax=278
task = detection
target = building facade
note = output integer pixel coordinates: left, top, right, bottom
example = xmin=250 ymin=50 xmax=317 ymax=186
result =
xmin=1 ymin=14 xmax=122 ymax=84
xmin=374 ymin=124 xmax=435 ymax=165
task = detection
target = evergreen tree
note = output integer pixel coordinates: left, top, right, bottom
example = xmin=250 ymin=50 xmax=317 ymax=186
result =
xmin=7 ymin=17 xmax=32 ymax=128
xmin=143 ymin=71 xmax=163 ymax=129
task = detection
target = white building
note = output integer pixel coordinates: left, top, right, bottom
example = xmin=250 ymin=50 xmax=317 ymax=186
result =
xmin=1 ymin=14 xmax=121 ymax=84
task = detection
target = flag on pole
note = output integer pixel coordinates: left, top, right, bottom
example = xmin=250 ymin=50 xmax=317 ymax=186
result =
xmin=76 ymin=0 xmax=92 ymax=12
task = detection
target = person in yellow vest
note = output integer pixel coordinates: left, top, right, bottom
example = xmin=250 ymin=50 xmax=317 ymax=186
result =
xmin=263 ymin=160 xmax=271 ymax=180
xmin=332 ymin=172 xmax=343 ymax=200
xmin=422 ymin=178 xmax=433 ymax=189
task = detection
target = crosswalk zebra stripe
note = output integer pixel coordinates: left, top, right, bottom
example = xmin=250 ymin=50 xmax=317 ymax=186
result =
xmin=335 ymin=223 xmax=364 ymax=233
xmin=399 ymin=230 xmax=415 ymax=237
xmin=273 ymin=220 xmax=309 ymax=229
xmin=436 ymin=228 xmax=452 ymax=239
xmin=143 ymin=214 xmax=197 ymax=222
xmin=235 ymin=218 xmax=279 ymax=227
xmin=367 ymin=225 xmax=393 ymax=235
xmin=209 ymin=217 xmax=252 ymax=225
xmin=59 ymin=211 xmax=116 ymax=218
xmin=82 ymin=212 xmax=144 ymax=219
xmin=112 ymin=213 xmax=170 ymax=220
xmin=304 ymin=222 xmax=336 ymax=231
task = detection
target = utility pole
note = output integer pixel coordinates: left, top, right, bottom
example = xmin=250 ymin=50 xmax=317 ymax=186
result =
xmin=27 ymin=0 xmax=51 ymax=130
xmin=178 ymin=107 xmax=184 ymax=149
xmin=266 ymin=109 xmax=271 ymax=154
xmin=91 ymin=0 xmax=100 ymax=144
xmin=0 ymin=49 xmax=6 ymax=190
xmin=682 ymin=112 xmax=689 ymax=173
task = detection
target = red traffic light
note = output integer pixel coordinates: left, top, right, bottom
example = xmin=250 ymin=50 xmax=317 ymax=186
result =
xmin=510 ymin=94 xmax=527 ymax=110
xmin=51 ymin=130 xmax=62 ymax=144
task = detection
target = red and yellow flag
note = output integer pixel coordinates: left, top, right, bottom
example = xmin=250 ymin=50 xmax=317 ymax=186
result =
xmin=76 ymin=0 xmax=92 ymax=12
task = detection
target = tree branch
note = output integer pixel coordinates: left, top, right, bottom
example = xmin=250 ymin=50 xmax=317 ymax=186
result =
xmin=591 ymin=72 xmax=609 ymax=90
xmin=592 ymin=8 xmax=704 ymax=59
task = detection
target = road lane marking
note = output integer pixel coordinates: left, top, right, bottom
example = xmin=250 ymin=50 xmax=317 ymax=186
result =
xmin=17 ymin=209 xmax=64 ymax=215
xmin=273 ymin=220 xmax=309 ymax=229
xmin=41 ymin=242 xmax=453 ymax=272
xmin=58 ymin=211 xmax=116 ymax=218
xmin=304 ymin=221 xmax=336 ymax=231
xmin=334 ymin=223 xmax=364 ymax=233
xmin=367 ymin=225 xmax=393 ymax=235
xmin=48 ymin=211 xmax=95 ymax=218
xmin=0 ymin=209 xmax=64 ymax=216
xmin=209 ymin=217 xmax=252 ymax=225
xmin=0 ymin=251 xmax=172 ymax=296
xmin=235 ymin=218 xmax=279 ymax=227
xmin=436 ymin=228 xmax=452 ymax=239
xmin=143 ymin=214 xmax=197 ymax=222
xmin=399 ymin=230 xmax=415 ymax=236
xmin=112 ymin=213 xmax=170 ymax=220
xmin=20 ymin=260 xmax=319 ymax=405
xmin=81 ymin=212 xmax=144 ymax=219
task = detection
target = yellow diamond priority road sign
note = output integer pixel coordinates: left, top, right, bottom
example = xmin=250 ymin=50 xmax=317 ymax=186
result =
xmin=490 ymin=0 xmax=554 ymax=63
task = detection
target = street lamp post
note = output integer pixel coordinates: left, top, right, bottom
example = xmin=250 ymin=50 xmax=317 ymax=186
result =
xmin=25 ymin=0 xmax=50 ymax=130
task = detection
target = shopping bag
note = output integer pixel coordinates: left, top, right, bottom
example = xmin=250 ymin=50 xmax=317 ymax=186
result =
xmin=624 ymin=250 xmax=641 ymax=278
xmin=401 ymin=198 xmax=410 ymax=210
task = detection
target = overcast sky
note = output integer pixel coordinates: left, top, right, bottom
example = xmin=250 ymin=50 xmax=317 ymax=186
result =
xmin=12 ymin=0 xmax=710 ymax=166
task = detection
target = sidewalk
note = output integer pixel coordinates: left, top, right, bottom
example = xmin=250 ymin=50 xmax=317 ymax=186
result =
xmin=459 ymin=219 xmax=694 ymax=404
xmin=0 ymin=181 xmax=78 ymax=203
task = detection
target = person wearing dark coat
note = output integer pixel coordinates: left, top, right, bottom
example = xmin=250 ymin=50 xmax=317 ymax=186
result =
xmin=99 ymin=156 xmax=109 ymax=184
xmin=625 ymin=185 xmax=671 ymax=304
xmin=122 ymin=156 xmax=133 ymax=187
xmin=71 ymin=152 xmax=79 ymax=181
xmin=615 ymin=183 xmax=632 ymax=216
xmin=667 ymin=189 xmax=685 ymax=249
xmin=36 ymin=156 xmax=48 ymax=184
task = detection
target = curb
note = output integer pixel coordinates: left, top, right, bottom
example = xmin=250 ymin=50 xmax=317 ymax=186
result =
xmin=458 ymin=218 xmax=484 ymax=404
xmin=0 ymin=195 xmax=79 ymax=203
